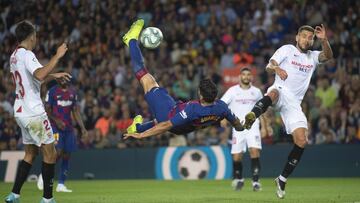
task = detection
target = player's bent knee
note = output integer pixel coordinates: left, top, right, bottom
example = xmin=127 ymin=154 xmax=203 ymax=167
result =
xmin=295 ymin=137 xmax=307 ymax=148
xmin=267 ymin=89 xmax=279 ymax=104
xmin=42 ymin=145 xmax=57 ymax=163
xmin=293 ymin=128 xmax=308 ymax=148
xmin=140 ymin=74 xmax=160 ymax=93
xmin=249 ymin=149 xmax=260 ymax=158
xmin=23 ymin=153 xmax=37 ymax=164
xmin=43 ymin=152 xmax=57 ymax=163
xmin=232 ymin=153 xmax=243 ymax=161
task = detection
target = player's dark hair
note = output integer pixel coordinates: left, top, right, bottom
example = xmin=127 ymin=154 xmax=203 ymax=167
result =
xmin=240 ymin=67 xmax=251 ymax=72
xmin=199 ymin=79 xmax=218 ymax=103
xmin=297 ymin=25 xmax=314 ymax=34
xmin=15 ymin=20 xmax=36 ymax=43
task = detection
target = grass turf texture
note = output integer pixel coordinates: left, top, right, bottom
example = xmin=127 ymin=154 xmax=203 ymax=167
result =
xmin=1 ymin=178 xmax=359 ymax=203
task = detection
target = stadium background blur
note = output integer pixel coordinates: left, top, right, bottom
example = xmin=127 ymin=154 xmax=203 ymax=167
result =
xmin=0 ymin=0 xmax=359 ymax=151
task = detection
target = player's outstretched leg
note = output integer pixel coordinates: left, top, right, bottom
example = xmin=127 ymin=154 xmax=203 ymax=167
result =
xmin=122 ymin=19 xmax=159 ymax=93
xmin=244 ymin=89 xmax=277 ymax=129
xmin=122 ymin=19 xmax=149 ymax=82
xmin=123 ymin=19 xmax=163 ymax=131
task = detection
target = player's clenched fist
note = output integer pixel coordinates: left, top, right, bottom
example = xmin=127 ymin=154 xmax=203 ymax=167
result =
xmin=275 ymin=67 xmax=288 ymax=80
xmin=56 ymin=43 xmax=68 ymax=58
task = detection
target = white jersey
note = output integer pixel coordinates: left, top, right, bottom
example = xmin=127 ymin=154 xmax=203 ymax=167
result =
xmin=10 ymin=48 xmax=45 ymax=117
xmin=221 ymin=85 xmax=263 ymax=130
xmin=270 ymin=44 xmax=321 ymax=102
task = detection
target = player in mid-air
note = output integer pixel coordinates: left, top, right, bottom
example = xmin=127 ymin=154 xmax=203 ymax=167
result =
xmin=221 ymin=67 xmax=271 ymax=192
xmin=37 ymin=79 xmax=88 ymax=193
xmin=5 ymin=20 xmax=69 ymax=203
xmin=243 ymin=24 xmax=333 ymax=198
xmin=121 ymin=19 xmax=244 ymax=140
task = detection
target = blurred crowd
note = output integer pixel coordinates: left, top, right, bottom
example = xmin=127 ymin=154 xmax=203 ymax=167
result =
xmin=0 ymin=0 xmax=359 ymax=151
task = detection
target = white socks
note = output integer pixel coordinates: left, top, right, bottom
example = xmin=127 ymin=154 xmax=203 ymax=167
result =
xmin=279 ymin=175 xmax=287 ymax=182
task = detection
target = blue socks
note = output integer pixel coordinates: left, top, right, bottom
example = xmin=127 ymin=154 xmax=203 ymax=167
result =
xmin=129 ymin=39 xmax=148 ymax=80
xmin=59 ymin=158 xmax=69 ymax=184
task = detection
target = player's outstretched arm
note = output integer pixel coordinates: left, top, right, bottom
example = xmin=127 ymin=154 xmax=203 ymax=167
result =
xmin=33 ymin=43 xmax=68 ymax=81
xmin=316 ymin=24 xmax=333 ymax=63
xmin=42 ymin=72 xmax=72 ymax=84
xmin=230 ymin=118 xmax=244 ymax=132
xmin=124 ymin=120 xmax=173 ymax=139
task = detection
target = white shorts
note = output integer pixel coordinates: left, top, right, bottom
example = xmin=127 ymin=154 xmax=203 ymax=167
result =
xmin=267 ymin=84 xmax=308 ymax=134
xmin=231 ymin=123 xmax=262 ymax=154
xmin=15 ymin=113 xmax=54 ymax=147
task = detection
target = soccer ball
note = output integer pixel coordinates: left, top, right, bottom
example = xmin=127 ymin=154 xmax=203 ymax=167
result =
xmin=140 ymin=27 xmax=163 ymax=49
xmin=178 ymin=149 xmax=210 ymax=180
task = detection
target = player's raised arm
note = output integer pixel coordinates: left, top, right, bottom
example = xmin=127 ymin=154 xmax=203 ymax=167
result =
xmin=33 ymin=43 xmax=68 ymax=81
xmin=124 ymin=120 xmax=173 ymax=139
xmin=316 ymin=24 xmax=333 ymax=63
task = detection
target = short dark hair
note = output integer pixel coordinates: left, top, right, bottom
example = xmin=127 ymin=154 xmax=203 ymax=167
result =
xmin=199 ymin=79 xmax=218 ymax=103
xmin=240 ymin=67 xmax=251 ymax=72
xmin=297 ymin=25 xmax=315 ymax=34
xmin=15 ymin=20 xmax=36 ymax=43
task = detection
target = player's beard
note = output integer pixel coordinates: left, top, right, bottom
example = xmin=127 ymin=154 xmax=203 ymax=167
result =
xmin=241 ymin=80 xmax=250 ymax=86
xmin=297 ymin=42 xmax=311 ymax=53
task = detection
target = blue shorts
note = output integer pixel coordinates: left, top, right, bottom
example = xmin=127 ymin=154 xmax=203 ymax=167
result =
xmin=144 ymin=87 xmax=176 ymax=122
xmin=54 ymin=129 xmax=77 ymax=152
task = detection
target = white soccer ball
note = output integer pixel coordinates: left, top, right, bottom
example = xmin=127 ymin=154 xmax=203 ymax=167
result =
xmin=140 ymin=27 xmax=163 ymax=49
xmin=178 ymin=149 xmax=210 ymax=180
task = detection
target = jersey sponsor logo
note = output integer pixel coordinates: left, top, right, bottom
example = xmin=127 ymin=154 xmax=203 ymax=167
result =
xmin=291 ymin=61 xmax=313 ymax=73
xmin=180 ymin=110 xmax=187 ymax=119
xmin=200 ymin=115 xmax=218 ymax=123
xmin=234 ymin=99 xmax=257 ymax=104
xmin=57 ymin=100 xmax=73 ymax=107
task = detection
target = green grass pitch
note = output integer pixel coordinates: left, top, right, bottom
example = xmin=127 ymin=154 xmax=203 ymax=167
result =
xmin=1 ymin=178 xmax=360 ymax=203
